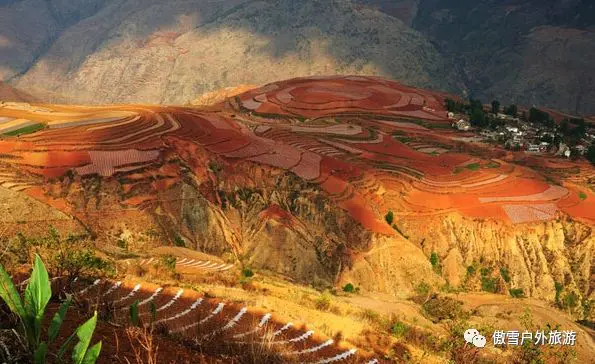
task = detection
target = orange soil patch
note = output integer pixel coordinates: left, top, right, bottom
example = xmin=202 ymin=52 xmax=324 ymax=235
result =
xmin=236 ymin=75 xmax=450 ymax=121
xmin=23 ymin=186 xmax=71 ymax=212
xmin=259 ymin=204 xmax=295 ymax=226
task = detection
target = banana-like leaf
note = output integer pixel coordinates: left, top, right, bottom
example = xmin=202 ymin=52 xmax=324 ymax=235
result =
xmin=0 ymin=262 xmax=26 ymax=318
xmin=72 ymin=311 xmax=98 ymax=364
xmin=24 ymin=255 xmax=52 ymax=345
xmin=81 ymin=341 xmax=102 ymax=364
xmin=33 ymin=342 xmax=47 ymax=364
xmin=48 ymin=298 xmax=71 ymax=344
xmin=24 ymin=255 xmax=52 ymax=317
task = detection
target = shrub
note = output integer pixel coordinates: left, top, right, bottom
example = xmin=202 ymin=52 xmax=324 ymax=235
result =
xmin=561 ymin=292 xmax=579 ymax=311
xmin=579 ymin=191 xmax=587 ymax=200
xmin=116 ymin=238 xmax=128 ymax=250
xmin=242 ymin=268 xmax=254 ymax=278
xmin=422 ymin=296 xmax=464 ymax=323
xmin=414 ymin=281 xmax=431 ymax=297
xmin=509 ymin=288 xmax=525 ymax=298
xmin=384 ymin=210 xmax=394 ymax=225
xmin=466 ymin=163 xmax=481 ymax=171
xmin=481 ymin=277 xmax=499 ymax=293
xmin=314 ymin=291 xmax=332 ymax=311
xmin=160 ymin=255 xmax=176 ymax=272
xmin=342 ymin=283 xmax=359 ymax=294
xmin=429 ymin=252 xmax=441 ymax=274
xmin=390 ymin=321 xmax=409 ymax=338
xmin=554 ymin=282 xmax=564 ymax=306
xmin=358 ymin=309 xmax=381 ymax=326
xmin=5 ymin=228 xmax=114 ymax=282
xmin=173 ymin=235 xmax=185 ymax=247
xmin=500 ymin=267 xmax=511 ymax=283
xmin=466 ymin=265 xmax=476 ymax=276
xmin=0 ymin=255 xmax=102 ymax=363
xmin=53 ymin=248 xmax=114 ymax=282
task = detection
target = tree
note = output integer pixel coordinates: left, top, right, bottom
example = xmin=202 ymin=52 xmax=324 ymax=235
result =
xmin=559 ymin=119 xmax=570 ymax=135
xmin=587 ymin=145 xmax=595 ymax=165
xmin=504 ymin=104 xmax=518 ymax=116
xmin=467 ymin=98 xmax=487 ymax=127
xmin=528 ymin=107 xmax=554 ymax=127
xmin=491 ymin=100 xmax=500 ymax=114
xmin=470 ymin=107 xmax=487 ymax=127
xmin=445 ymin=98 xmax=465 ymax=113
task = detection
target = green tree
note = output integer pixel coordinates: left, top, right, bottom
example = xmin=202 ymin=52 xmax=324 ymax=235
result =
xmin=504 ymin=104 xmax=518 ymax=116
xmin=491 ymin=100 xmax=500 ymax=114
xmin=528 ymin=107 xmax=554 ymax=127
xmin=587 ymin=145 xmax=595 ymax=165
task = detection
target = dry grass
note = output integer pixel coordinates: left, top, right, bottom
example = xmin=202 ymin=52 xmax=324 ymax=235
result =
xmin=124 ymin=326 xmax=159 ymax=364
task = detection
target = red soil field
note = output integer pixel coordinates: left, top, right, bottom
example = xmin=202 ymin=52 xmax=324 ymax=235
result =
xmin=0 ymin=75 xmax=593 ymax=232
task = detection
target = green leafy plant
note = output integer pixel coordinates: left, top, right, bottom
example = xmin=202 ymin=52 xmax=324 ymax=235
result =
xmin=342 ymin=283 xmax=359 ymax=294
xmin=0 ymin=255 xmax=102 ymax=363
xmin=465 ymin=163 xmax=481 ymax=171
xmin=578 ymin=191 xmax=587 ymax=201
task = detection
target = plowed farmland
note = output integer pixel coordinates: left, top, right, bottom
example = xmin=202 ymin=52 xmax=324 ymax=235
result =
xmin=1 ymin=76 xmax=593 ymax=231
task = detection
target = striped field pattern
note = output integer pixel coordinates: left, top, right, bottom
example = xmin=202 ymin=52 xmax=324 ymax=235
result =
xmin=71 ymin=278 xmax=379 ymax=363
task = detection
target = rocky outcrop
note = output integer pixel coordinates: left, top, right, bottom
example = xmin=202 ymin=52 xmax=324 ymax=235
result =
xmin=399 ymin=214 xmax=594 ymax=302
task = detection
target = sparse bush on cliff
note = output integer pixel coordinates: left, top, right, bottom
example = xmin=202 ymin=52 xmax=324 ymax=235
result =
xmin=429 ymin=252 xmax=442 ymax=275
xmin=342 ymin=283 xmax=359 ymax=294
xmin=314 ymin=290 xmax=332 ymax=311
xmin=499 ymin=267 xmax=511 ymax=283
xmin=384 ymin=210 xmax=394 ymax=225
xmin=509 ymin=288 xmax=525 ymax=298
xmin=422 ymin=295 xmax=465 ymax=323
xmin=173 ymin=234 xmax=186 ymax=247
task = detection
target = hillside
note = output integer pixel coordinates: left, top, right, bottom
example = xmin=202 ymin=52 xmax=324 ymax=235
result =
xmin=3 ymin=0 xmax=595 ymax=114
xmin=410 ymin=0 xmax=595 ymax=115
xmin=3 ymin=0 xmax=460 ymax=105
xmin=0 ymin=81 xmax=38 ymax=102
xmin=0 ymin=75 xmax=593 ymax=362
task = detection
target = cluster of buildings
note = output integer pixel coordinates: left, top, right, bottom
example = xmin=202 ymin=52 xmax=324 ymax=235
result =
xmin=449 ymin=110 xmax=594 ymax=158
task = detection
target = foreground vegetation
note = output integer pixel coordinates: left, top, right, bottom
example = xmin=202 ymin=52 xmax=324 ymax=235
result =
xmin=0 ymin=255 xmax=101 ymax=363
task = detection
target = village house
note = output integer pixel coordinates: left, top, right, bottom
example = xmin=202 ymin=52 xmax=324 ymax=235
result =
xmin=452 ymin=119 xmax=471 ymax=131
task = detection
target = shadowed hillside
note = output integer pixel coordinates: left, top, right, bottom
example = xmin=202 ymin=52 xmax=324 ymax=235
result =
xmin=2 ymin=0 xmax=460 ymax=105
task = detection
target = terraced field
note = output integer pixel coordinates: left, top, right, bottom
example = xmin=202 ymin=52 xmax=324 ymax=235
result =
xmin=0 ymin=76 xmax=593 ymax=231
xmin=69 ymin=278 xmax=378 ymax=363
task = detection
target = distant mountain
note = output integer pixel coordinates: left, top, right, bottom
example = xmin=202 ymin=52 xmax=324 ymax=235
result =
xmin=409 ymin=0 xmax=595 ymax=115
xmin=2 ymin=0 xmax=460 ymax=105
xmin=0 ymin=81 xmax=38 ymax=102
xmin=1 ymin=0 xmax=594 ymax=114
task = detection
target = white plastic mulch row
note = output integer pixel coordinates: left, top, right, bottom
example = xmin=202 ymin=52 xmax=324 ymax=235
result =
xmin=73 ymin=279 xmax=378 ymax=363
